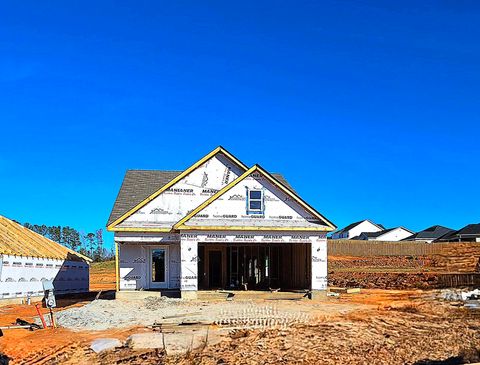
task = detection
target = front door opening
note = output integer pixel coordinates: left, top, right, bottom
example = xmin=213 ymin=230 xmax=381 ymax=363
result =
xmin=208 ymin=250 xmax=222 ymax=288
xmin=150 ymin=247 xmax=168 ymax=289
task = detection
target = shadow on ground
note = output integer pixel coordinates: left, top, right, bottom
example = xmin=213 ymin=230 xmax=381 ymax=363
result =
xmin=53 ymin=290 xmax=116 ymax=308
xmin=0 ymin=353 xmax=11 ymax=365
xmin=413 ymin=348 xmax=480 ymax=365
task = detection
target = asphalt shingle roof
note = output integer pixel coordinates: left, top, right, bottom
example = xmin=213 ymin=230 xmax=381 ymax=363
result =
xmin=403 ymin=225 xmax=454 ymax=241
xmin=435 ymin=223 xmax=480 ymax=242
xmin=107 ymin=169 xmax=294 ymax=226
xmin=457 ymin=223 xmax=480 ymax=235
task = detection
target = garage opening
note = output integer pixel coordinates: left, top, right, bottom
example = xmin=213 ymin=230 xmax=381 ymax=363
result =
xmin=198 ymin=243 xmax=311 ymax=291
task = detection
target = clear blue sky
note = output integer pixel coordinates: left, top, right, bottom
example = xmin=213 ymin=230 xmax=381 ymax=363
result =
xmin=1 ymin=1 xmax=479 ymax=249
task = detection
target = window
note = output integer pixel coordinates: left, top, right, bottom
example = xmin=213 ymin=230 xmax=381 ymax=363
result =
xmin=247 ymin=189 xmax=264 ymax=214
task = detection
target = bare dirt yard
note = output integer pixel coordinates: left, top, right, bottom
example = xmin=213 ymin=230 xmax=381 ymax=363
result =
xmin=1 ymin=261 xmax=479 ymax=365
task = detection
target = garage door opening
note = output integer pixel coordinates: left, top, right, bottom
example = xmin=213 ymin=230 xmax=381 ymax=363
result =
xmin=198 ymin=243 xmax=311 ymax=291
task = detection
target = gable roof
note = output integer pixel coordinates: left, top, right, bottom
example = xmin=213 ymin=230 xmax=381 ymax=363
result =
xmin=457 ymin=223 xmax=480 ymax=235
xmin=355 ymin=226 xmax=414 ymax=239
xmin=363 ymin=228 xmax=396 ymax=238
xmin=106 ymin=146 xmax=249 ymax=230
xmin=402 ymin=225 xmax=454 ymax=241
xmin=174 ymin=164 xmax=336 ymax=231
xmin=106 ymin=170 xmax=294 ymax=228
xmin=107 ymin=170 xmax=181 ymax=227
xmin=0 ymin=215 xmax=91 ymax=262
xmin=334 ymin=219 xmax=384 ymax=235
xmin=435 ymin=223 xmax=480 ymax=242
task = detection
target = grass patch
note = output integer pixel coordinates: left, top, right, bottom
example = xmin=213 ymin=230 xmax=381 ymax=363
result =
xmin=91 ymin=260 xmax=115 ymax=270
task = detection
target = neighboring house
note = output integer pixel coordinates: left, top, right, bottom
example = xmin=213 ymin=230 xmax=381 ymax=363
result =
xmin=403 ymin=225 xmax=455 ymax=243
xmin=331 ymin=220 xmax=384 ymax=240
xmin=434 ymin=223 xmax=480 ymax=242
xmin=107 ymin=146 xmax=336 ymax=299
xmin=0 ymin=215 xmax=91 ymax=302
xmin=353 ymin=227 xmax=414 ymax=241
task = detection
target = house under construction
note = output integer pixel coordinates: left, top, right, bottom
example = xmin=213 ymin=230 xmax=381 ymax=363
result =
xmin=107 ymin=147 xmax=336 ymax=299
xmin=0 ymin=215 xmax=91 ymax=303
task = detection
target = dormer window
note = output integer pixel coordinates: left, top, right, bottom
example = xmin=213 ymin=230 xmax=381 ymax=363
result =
xmin=247 ymin=189 xmax=264 ymax=214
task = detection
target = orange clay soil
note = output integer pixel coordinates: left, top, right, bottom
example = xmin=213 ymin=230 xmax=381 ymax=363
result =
xmin=0 ymin=261 xmax=466 ymax=364
xmin=0 ymin=289 xmax=420 ymax=364
xmin=89 ymin=261 xmax=116 ymax=291
xmin=0 ymin=261 xmax=118 ymax=363
xmin=0 ymin=301 xmax=143 ymax=364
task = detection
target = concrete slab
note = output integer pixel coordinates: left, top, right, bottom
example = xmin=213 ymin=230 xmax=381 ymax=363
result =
xmin=181 ymin=290 xmax=197 ymax=300
xmin=310 ymin=290 xmax=327 ymax=300
xmin=164 ymin=329 xmax=208 ymax=355
xmin=116 ymin=291 xmax=162 ymax=300
xmin=126 ymin=333 xmax=165 ymax=349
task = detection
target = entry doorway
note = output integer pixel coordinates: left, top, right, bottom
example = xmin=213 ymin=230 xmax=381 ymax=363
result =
xmin=198 ymin=245 xmax=227 ymax=289
xmin=149 ymin=247 xmax=169 ymax=289
xmin=208 ymin=250 xmax=222 ymax=288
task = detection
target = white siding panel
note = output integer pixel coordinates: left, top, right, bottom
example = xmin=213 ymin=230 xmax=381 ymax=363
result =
xmin=375 ymin=228 xmax=413 ymax=242
xmin=0 ymin=255 xmax=89 ymax=299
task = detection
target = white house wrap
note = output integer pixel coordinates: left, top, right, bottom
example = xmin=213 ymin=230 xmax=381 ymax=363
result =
xmin=0 ymin=215 xmax=91 ymax=301
xmin=107 ymin=147 xmax=335 ymax=298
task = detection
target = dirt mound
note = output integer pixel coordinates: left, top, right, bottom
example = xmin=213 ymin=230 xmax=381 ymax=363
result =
xmin=329 ymin=272 xmax=439 ymax=289
xmin=329 ymin=255 xmax=432 ymax=270
xmin=175 ymin=306 xmax=480 ymax=365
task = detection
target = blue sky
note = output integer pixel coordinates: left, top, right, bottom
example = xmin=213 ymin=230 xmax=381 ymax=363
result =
xmin=1 ymin=1 xmax=479 ymax=249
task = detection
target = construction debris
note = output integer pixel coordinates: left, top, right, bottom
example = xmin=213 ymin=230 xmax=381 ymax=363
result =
xmin=438 ymin=288 xmax=480 ymax=302
xmin=0 ymin=318 xmax=41 ymax=336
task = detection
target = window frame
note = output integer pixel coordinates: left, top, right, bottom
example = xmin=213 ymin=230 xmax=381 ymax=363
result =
xmin=246 ymin=188 xmax=264 ymax=215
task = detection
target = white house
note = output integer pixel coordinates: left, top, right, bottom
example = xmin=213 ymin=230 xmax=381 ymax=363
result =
xmin=0 ymin=215 xmax=91 ymax=303
xmin=331 ymin=220 xmax=383 ymax=240
xmin=354 ymin=227 xmax=414 ymax=241
xmin=107 ymin=147 xmax=336 ymax=299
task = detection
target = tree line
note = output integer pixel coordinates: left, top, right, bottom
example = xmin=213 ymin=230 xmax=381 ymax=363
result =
xmin=23 ymin=223 xmax=114 ymax=262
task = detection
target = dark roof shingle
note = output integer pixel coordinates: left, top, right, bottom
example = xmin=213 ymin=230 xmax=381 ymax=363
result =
xmin=403 ymin=225 xmax=454 ymax=241
xmin=435 ymin=223 xmax=480 ymax=242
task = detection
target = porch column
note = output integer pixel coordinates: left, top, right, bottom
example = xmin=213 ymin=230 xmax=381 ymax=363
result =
xmin=311 ymin=236 xmax=328 ymax=299
xmin=180 ymin=234 xmax=198 ymax=299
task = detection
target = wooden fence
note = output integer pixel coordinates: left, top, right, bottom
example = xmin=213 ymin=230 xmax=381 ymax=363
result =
xmin=327 ymin=239 xmax=442 ymax=256
xmin=328 ymin=240 xmax=480 ymax=257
